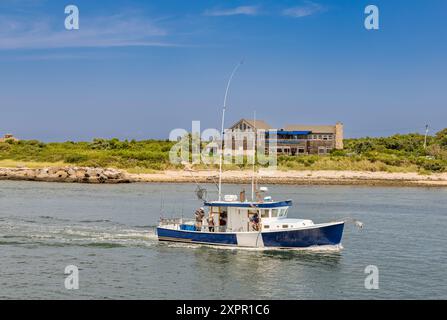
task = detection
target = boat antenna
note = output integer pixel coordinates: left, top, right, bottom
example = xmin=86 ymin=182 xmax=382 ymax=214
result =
xmin=251 ymin=111 xmax=256 ymax=202
xmin=218 ymin=60 xmax=244 ymax=201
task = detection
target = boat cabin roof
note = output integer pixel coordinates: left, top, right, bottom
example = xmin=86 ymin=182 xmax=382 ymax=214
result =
xmin=204 ymin=200 xmax=292 ymax=208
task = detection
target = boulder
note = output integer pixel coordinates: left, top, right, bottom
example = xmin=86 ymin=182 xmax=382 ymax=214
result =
xmin=76 ymin=169 xmax=87 ymax=178
xmin=67 ymin=168 xmax=76 ymax=177
xmin=55 ymin=170 xmax=68 ymax=179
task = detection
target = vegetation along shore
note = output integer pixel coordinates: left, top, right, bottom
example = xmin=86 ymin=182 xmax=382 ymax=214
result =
xmin=0 ymin=129 xmax=446 ymax=186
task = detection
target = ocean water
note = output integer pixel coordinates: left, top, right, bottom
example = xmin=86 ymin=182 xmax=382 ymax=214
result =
xmin=0 ymin=181 xmax=446 ymax=299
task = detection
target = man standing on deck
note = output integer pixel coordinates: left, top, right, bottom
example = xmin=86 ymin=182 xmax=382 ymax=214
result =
xmin=250 ymin=212 xmax=260 ymax=231
xmin=208 ymin=214 xmax=215 ymax=232
xmin=194 ymin=207 xmax=205 ymax=231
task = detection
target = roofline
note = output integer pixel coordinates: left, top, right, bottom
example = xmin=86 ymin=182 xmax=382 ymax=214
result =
xmin=270 ymin=130 xmax=312 ymax=135
xmin=229 ymin=118 xmax=273 ymax=129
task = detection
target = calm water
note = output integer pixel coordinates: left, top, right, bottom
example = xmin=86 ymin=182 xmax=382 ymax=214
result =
xmin=0 ymin=181 xmax=446 ymax=299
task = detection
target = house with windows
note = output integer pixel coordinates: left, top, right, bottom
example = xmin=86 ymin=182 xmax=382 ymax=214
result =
xmin=228 ymin=119 xmax=343 ymax=155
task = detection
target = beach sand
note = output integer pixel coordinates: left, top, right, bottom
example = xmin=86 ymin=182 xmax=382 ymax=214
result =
xmin=1 ymin=166 xmax=447 ymax=186
xmin=130 ymin=169 xmax=447 ymax=187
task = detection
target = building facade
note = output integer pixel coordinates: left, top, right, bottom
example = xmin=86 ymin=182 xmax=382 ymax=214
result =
xmin=228 ymin=119 xmax=343 ymax=155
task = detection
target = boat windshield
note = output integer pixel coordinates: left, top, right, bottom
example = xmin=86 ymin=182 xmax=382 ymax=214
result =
xmin=279 ymin=208 xmax=288 ymax=217
xmin=271 ymin=208 xmax=288 ymax=218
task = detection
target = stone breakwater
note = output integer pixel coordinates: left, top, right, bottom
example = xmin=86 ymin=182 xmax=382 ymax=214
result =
xmin=0 ymin=167 xmax=132 ymax=183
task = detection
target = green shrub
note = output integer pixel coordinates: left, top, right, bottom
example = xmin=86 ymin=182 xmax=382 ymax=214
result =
xmin=0 ymin=143 xmax=11 ymax=152
xmin=65 ymin=154 xmax=89 ymax=163
xmin=330 ymin=149 xmax=347 ymax=156
xmin=417 ymin=158 xmax=446 ymax=172
xmin=1 ymin=131 xmax=447 ymax=172
xmin=435 ymin=128 xmax=447 ymax=148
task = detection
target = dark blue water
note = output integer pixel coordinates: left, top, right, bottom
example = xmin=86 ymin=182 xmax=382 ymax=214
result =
xmin=0 ymin=181 xmax=446 ymax=299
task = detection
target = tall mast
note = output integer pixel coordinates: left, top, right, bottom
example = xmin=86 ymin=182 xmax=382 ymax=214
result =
xmin=251 ymin=111 xmax=256 ymax=202
xmin=218 ymin=61 xmax=243 ymax=201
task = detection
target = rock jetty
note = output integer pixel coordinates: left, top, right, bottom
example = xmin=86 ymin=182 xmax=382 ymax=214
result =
xmin=0 ymin=167 xmax=133 ymax=183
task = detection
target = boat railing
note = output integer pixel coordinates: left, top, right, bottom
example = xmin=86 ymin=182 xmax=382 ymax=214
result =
xmin=159 ymin=217 xmax=195 ymax=225
xmin=200 ymin=224 xmax=228 ymax=233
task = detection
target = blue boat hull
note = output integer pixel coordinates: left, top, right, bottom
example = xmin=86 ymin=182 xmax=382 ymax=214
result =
xmin=157 ymin=222 xmax=344 ymax=249
xmin=157 ymin=227 xmax=238 ymax=245
xmin=261 ymin=223 xmax=344 ymax=248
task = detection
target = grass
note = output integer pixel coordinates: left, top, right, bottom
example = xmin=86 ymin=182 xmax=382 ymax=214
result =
xmin=125 ymin=167 xmax=163 ymax=174
xmin=276 ymin=157 xmax=422 ymax=173
xmin=0 ymin=159 xmax=66 ymax=169
xmin=0 ymin=129 xmax=446 ymax=173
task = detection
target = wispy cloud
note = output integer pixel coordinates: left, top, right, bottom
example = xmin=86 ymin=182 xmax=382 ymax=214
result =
xmin=0 ymin=12 xmax=177 ymax=50
xmin=282 ymin=1 xmax=326 ymax=18
xmin=9 ymin=53 xmax=108 ymax=61
xmin=204 ymin=5 xmax=260 ymax=17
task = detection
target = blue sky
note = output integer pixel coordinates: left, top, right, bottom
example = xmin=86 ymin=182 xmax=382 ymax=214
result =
xmin=0 ymin=0 xmax=446 ymax=141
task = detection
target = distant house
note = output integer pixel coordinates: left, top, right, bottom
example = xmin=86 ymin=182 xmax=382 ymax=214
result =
xmin=228 ymin=119 xmax=343 ymax=155
xmin=0 ymin=134 xmax=19 ymax=143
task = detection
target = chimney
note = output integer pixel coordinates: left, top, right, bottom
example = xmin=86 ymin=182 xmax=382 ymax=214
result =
xmin=335 ymin=122 xmax=344 ymax=150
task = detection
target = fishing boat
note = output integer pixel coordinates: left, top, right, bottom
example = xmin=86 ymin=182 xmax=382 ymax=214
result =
xmin=157 ymin=61 xmax=346 ymax=249
xmin=157 ymin=193 xmax=344 ymax=249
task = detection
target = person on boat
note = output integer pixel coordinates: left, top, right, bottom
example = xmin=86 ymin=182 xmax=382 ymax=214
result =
xmin=250 ymin=211 xmax=260 ymax=231
xmin=219 ymin=212 xmax=227 ymax=232
xmin=219 ymin=212 xmax=227 ymax=227
xmin=194 ymin=207 xmax=205 ymax=231
xmin=239 ymin=189 xmax=246 ymax=202
xmin=208 ymin=214 xmax=215 ymax=232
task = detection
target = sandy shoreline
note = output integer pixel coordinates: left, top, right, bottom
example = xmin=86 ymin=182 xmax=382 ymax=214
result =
xmin=1 ymin=166 xmax=447 ymax=187
xmin=130 ymin=169 xmax=447 ymax=187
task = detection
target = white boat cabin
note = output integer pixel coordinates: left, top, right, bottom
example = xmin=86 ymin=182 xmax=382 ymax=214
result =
xmin=159 ymin=194 xmax=315 ymax=233
xmin=201 ymin=198 xmax=314 ymax=233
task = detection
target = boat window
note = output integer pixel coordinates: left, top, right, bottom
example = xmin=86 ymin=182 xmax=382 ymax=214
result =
xmin=260 ymin=209 xmax=269 ymax=218
xmin=271 ymin=209 xmax=279 ymax=217
xmin=278 ymin=208 xmax=288 ymax=217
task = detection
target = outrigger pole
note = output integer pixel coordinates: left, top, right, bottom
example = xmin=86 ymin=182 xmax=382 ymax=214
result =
xmin=251 ymin=111 xmax=256 ymax=202
xmin=218 ymin=60 xmax=244 ymax=201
